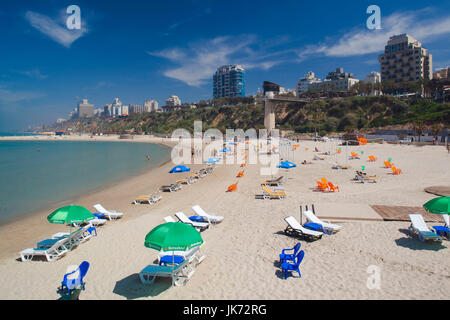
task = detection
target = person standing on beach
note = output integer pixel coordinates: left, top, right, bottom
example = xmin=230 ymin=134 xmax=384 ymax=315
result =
xmin=146 ymin=155 xmax=151 ymax=161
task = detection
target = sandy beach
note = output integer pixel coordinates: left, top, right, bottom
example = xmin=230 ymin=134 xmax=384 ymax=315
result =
xmin=0 ymin=135 xmax=449 ymax=300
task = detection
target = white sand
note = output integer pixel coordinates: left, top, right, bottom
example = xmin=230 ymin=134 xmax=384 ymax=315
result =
xmin=0 ymin=137 xmax=449 ymax=299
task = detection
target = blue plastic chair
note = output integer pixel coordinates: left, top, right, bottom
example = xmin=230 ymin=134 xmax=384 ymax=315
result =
xmin=87 ymin=226 xmax=97 ymax=236
xmin=281 ymin=250 xmax=304 ymax=279
xmin=61 ymin=261 xmax=90 ymax=293
xmin=279 ymin=242 xmax=301 ymax=263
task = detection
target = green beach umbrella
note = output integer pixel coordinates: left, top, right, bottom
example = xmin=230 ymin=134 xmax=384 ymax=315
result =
xmin=361 ymin=165 xmax=366 ymax=171
xmin=423 ymin=197 xmax=450 ymax=214
xmin=144 ymin=222 xmax=203 ymax=252
xmin=47 ymin=205 xmax=95 ymax=225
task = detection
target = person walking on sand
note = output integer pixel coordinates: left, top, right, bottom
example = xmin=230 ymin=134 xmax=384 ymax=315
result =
xmin=146 ymin=155 xmax=151 ymax=161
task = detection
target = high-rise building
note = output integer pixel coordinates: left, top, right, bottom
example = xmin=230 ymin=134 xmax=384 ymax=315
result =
xmin=378 ymin=34 xmax=433 ymax=83
xmin=165 ymin=95 xmax=181 ymax=106
xmin=213 ymin=65 xmax=245 ymax=99
xmin=296 ymin=72 xmax=321 ymax=95
xmin=77 ymin=99 xmax=94 ymax=118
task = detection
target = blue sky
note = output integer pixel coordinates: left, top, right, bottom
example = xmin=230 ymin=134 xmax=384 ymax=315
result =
xmin=1 ymin=0 xmax=450 ymax=131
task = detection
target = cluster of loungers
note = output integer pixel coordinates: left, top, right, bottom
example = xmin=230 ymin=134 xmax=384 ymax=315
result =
xmin=20 ymin=204 xmax=124 ymax=262
xmin=256 ymin=176 xmax=286 ymax=199
xmin=408 ymin=213 xmax=449 ymax=243
xmin=139 ymin=205 xmax=224 ymax=286
xmin=133 ymin=166 xmax=217 ymax=204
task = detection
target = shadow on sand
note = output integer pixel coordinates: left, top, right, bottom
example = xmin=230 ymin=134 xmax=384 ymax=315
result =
xmin=113 ymin=273 xmax=172 ymax=300
xmin=395 ymin=229 xmax=447 ymax=251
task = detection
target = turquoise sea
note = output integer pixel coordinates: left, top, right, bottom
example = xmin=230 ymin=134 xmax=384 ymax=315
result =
xmin=0 ymin=140 xmax=171 ymax=223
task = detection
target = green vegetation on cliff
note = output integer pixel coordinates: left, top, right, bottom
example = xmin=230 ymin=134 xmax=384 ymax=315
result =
xmin=57 ymin=96 xmax=449 ymax=135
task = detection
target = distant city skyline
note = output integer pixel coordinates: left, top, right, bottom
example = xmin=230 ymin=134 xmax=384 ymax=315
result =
xmin=1 ymin=0 xmax=450 ymax=131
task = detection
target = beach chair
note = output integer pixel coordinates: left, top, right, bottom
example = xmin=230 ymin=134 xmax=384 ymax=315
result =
xmin=227 ymin=182 xmax=238 ymax=192
xmin=262 ymin=176 xmax=284 ymax=186
xmin=327 ymin=181 xmax=340 ymax=192
xmin=284 ymin=216 xmax=323 ymax=241
xmin=139 ymin=258 xmax=196 ymax=286
xmin=157 ymin=244 xmax=206 ymax=265
xmin=368 ymin=155 xmax=377 ymax=162
xmin=261 ymin=185 xmax=286 ymax=199
xmin=175 ymin=212 xmax=209 ymax=231
xmin=72 ymin=217 xmax=106 ymax=227
xmin=316 ymin=181 xmax=328 ymax=192
xmin=350 ymin=152 xmax=360 ymax=159
xmin=93 ymin=204 xmax=123 ymax=220
xmin=391 ymin=166 xmax=402 ymax=175
xmin=432 ymin=215 xmax=450 ymax=239
xmin=281 ymin=250 xmax=304 ymax=279
xmin=384 ymin=161 xmax=393 ymax=168
xmin=408 ymin=214 xmax=442 ymax=243
xmin=279 ymin=242 xmax=301 ymax=263
xmin=313 ymin=155 xmax=325 ymax=161
xmin=192 ymin=205 xmax=224 ymax=223
xmin=59 ymin=261 xmax=90 ymax=296
xmin=20 ymin=238 xmax=70 ymax=262
xmin=237 ymin=171 xmax=244 ymax=178
xmin=240 ymin=163 xmax=246 ymax=167
xmin=354 ymin=171 xmax=378 ymax=183
xmin=303 ymin=210 xmax=341 ymax=233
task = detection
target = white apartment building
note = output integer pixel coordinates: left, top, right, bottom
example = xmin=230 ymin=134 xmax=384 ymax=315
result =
xmin=165 ymin=95 xmax=182 ymax=106
xmin=379 ymin=34 xmax=433 ymax=83
xmin=309 ymin=68 xmax=359 ymax=92
xmin=365 ymin=71 xmax=382 ymax=95
xmin=144 ymin=99 xmax=159 ymax=112
xmin=296 ymin=71 xmax=321 ymax=95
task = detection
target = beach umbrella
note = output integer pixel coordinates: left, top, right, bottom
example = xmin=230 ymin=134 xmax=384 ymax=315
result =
xmin=423 ymin=197 xmax=450 ymax=214
xmin=277 ymin=161 xmax=296 ymax=169
xmin=205 ymin=157 xmax=220 ymax=164
xmin=47 ymin=205 xmax=95 ymax=225
xmin=221 ymin=148 xmax=231 ymax=152
xmin=144 ymin=222 xmax=203 ymax=252
xmin=144 ymin=222 xmax=204 ymax=286
xmin=423 ymin=197 xmax=450 ymax=230
xmin=169 ymin=165 xmax=190 ymax=173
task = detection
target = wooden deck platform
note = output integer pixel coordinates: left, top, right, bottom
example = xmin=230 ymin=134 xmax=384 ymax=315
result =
xmin=370 ymin=205 xmax=445 ymax=222
xmin=424 ymin=186 xmax=450 ymax=197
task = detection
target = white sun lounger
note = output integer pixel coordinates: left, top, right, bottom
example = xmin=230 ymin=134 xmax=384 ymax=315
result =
xmin=157 ymin=244 xmax=206 ymax=264
xmin=93 ymin=204 xmax=124 ymax=220
xmin=303 ymin=210 xmax=341 ymax=233
xmin=175 ymin=212 xmax=209 ymax=231
xmin=443 ymin=214 xmax=450 ymax=228
xmin=284 ymin=216 xmax=323 ymax=241
xmin=50 ymin=225 xmax=94 ymax=249
xmin=192 ymin=205 xmax=224 ymax=224
xmin=408 ymin=214 xmax=442 ymax=242
xmin=20 ymin=238 xmax=70 ymax=262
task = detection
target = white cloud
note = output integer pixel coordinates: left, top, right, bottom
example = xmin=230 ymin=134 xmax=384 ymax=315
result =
xmin=297 ymin=9 xmax=450 ymax=59
xmin=16 ymin=68 xmax=48 ymax=80
xmin=25 ymin=11 xmax=87 ymax=48
xmin=149 ymin=35 xmax=291 ymax=86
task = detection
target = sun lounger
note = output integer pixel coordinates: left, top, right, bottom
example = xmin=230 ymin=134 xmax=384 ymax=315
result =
xmin=157 ymin=244 xmax=206 ymax=264
xmin=133 ymin=193 xmax=162 ymax=204
xmin=261 ymin=185 xmax=286 ymax=199
xmin=262 ymin=176 xmax=284 ymax=186
xmin=327 ymin=181 xmax=340 ymax=192
xmin=139 ymin=258 xmax=196 ymax=286
xmin=93 ymin=204 xmax=123 ymax=220
xmin=72 ymin=217 xmax=106 ymax=227
xmin=354 ymin=171 xmax=378 ymax=183
xmin=192 ymin=205 xmax=224 ymax=223
xmin=408 ymin=214 xmax=442 ymax=243
xmin=313 ymin=155 xmax=325 ymax=161
xmin=160 ymin=183 xmax=181 ymax=192
xmin=303 ymin=210 xmax=341 ymax=233
xmin=175 ymin=212 xmax=209 ymax=231
xmin=284 ymin=216 xmax=323 ymax=241
xmin=20 ymin=238 xmax=70 ymax=262
xmin=50 ymin=225 xmax=94 ymax=249
xmin=391 ymin=166 xmax=402 ymax=175
xmin=237 ymin=171 xmax=244 ymax=177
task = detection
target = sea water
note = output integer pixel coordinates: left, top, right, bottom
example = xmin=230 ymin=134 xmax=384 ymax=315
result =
xmin=0 ymin=140 xmax=171 ymax=223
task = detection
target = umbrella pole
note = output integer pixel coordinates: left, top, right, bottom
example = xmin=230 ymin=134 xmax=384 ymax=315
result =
xmin=300 ymin=205 xmax=303 ymax=225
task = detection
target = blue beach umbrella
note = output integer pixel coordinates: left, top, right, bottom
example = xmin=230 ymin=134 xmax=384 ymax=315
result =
xmin=277 ymin=161 xmax=296 ymax=169
xmin=169 ymin=165 xmax=191 ymax=173
xmin=206 ymin=157 xmax=220 ymax=164
xmin=221 ymin=148 xmax=231 ymax=152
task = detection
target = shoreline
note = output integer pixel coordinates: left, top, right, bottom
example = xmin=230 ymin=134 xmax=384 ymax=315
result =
xmin=0 ymin=135 xmax=178 ymax=260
